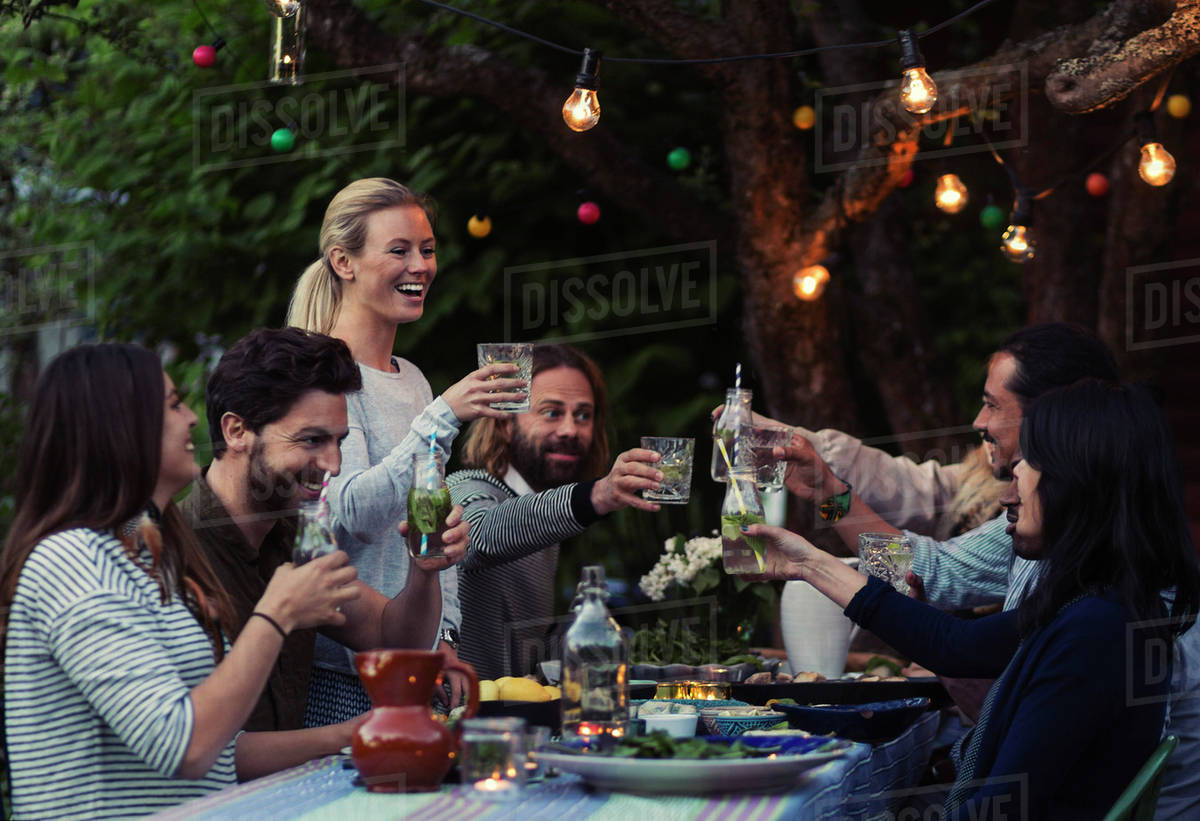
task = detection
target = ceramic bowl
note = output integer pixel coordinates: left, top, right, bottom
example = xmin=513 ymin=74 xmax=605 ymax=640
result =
xmin=699 ymin=706 xmax=785 ymax=736
xmin=642 ymin=712 xmax=699 ymax=738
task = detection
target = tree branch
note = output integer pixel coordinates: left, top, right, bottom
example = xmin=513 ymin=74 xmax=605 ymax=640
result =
xmin=590 ymin=0 xmax=732 ymax=62
xmin=1045 ymin=0 xmax=1200 ymax=113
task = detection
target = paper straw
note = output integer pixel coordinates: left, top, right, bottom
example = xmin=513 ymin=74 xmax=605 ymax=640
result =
xmin=716 ymin=438 xmax=746 ymax=516
xmin=734 ymin=362 xmax=741 ymax=391
xmin=317 ymin=470 xmax=331 ymax=521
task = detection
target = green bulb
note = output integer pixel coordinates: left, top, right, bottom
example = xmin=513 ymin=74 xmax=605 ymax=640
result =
xmin=270 ymin=128 xmax=295 ymax=153
xmin=667 ymin=147 xmax=691 ymax=171
xmin=979 ymin=204 xmax=1005 ymax=230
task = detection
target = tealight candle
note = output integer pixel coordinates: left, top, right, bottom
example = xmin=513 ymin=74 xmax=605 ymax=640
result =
xmin=462 ymin=717 xmax=526 ymax=801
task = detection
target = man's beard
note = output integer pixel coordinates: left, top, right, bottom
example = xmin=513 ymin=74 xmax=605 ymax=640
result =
xmin=246 ymin=438 xmax=304 ymax=514
xmin=509 ymin=425 xmax=587 ymax=491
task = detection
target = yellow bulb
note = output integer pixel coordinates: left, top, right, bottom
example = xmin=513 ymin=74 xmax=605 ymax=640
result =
xmin=899 ymin=67 xmax=937 ymax=114
xmin=934 ymin=174 xmax=968 ymax=214
xmin=793 ymin=265 xmax=830 ymax=301
xmin=1138 ymin=142 xmax=1176 ymax=186
xmin=1000 ymin=225 xmax=1036 ymax=263
xmin=562 ymin=88 xmax=601 ymax=132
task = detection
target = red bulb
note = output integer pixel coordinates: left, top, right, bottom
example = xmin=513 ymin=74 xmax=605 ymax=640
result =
xmin=897 ymin=169 xmax=915 ymax=188
xmin=193 ymin=45 xmax=217 ymax=68
xmin=1085 ymin=172 xmax=1109 ymax=197
xmin=577 ymin=202 xmax=601 ymax=225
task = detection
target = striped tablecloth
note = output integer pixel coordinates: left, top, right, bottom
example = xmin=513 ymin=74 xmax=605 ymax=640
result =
xmin=154 ymin=711 xmax=940 ymax=821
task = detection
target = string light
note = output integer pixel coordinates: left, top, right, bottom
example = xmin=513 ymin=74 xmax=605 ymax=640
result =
xmin=563 ymin=49 xmax=602 ymax=132
xmin=1138 ymin=143 xmax=1176 ymax=186
xmin=269 ymin=3 xmax=305 ymax=85
xmin=1134 ymin=111 xmax=1176 ymax=187
xmin=1000 ymin=192 xmax=1036 ymax=263
xmin=934 ymin=173 xmax=968 ymax=213
xmin=897 ymin=30 xmax=937 ymax=115
xmin=264 ymin=0 xmax=301 ymax=17
xmin=793 ymin=265 xmax=830 ymax=301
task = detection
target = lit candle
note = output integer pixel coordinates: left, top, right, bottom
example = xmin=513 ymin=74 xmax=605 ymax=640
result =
xmin=474 ymin=777 xmax=516 ymax=794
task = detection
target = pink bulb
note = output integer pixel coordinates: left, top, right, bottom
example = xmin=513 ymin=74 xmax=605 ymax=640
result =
xmin=193 ymin=45 xmax=217 ymax=68
xmin=577 ymin=202 xmax=601 ymax=225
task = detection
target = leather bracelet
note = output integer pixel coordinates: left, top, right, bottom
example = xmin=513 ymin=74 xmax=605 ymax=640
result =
xmin=251 ymin=611 xmax=288 ymax=639
xmin=818 ymin=477 xmax=852 ymax=522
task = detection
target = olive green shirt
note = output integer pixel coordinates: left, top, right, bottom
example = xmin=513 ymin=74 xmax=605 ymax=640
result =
xmin=180 ymin=471 xmax=314 ymax=731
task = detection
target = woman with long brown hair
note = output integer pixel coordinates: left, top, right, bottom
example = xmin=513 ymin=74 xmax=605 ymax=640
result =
xmin=1 ymin=343 xmax=357 ymax=819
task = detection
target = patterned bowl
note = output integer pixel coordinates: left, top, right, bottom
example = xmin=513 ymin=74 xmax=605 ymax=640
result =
xmin=700 ymin=707 xmax=786 ymax=736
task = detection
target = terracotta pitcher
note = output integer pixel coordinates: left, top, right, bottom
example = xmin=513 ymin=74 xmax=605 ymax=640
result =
xmin=352 ymin=649 xmax=480 ymax=792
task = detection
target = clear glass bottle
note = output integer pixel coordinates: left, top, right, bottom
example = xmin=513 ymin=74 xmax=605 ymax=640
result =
xmin=561 ymin=568 xmax=628 ymax=745
xmin=293 ymin=498 xmax=337 ymax=565
xmin=720 ymin=467 xmax=767 ymax=574
xmin=710 ymin=387 xmax=753 ymax=483
xmin=570 ymin=565 xmax=609 ymax=612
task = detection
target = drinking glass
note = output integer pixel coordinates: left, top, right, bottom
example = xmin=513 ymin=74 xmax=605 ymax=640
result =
xmin=735 ymin=424 xmax=791 ymax=492
xmin=640 ymin=436 xmax=695 ymax=504
xmin=857 ymin=533 xmax=914 ymax=595
xmin=407 ymin=452 xmax=451 ymax=559
xmin=461 ymin=717 xmax=526 ymax=799
xmin=476 ymin=343 xmax=533 ymax=413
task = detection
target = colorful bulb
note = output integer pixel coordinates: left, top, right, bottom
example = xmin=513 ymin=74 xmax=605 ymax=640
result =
xmin=934 ymin=174 xmax=968 ymax=214
xmin=1138 ymin=142 xmax=1176 ymax=186
xmin=793 ymin=265 xmax=830 ymax=301
xmin=1000 ymin=225 xmax=1036 ymax=263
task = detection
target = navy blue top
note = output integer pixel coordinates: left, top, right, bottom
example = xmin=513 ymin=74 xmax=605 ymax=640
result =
xmin=845 ymin=576 xmax=1169 ymax=820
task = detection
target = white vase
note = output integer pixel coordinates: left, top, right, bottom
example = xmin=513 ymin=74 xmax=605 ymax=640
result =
xmin=780 ymin=558 xmax=858 ymax=678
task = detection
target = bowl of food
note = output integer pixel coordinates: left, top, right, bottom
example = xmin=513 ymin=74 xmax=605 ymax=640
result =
xmin=699 ymin=706 xmax=786 ymax=737
xmin=641 ymin=712 xmax=699 ymax=738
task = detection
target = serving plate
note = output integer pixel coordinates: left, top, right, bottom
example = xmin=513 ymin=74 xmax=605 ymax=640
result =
xmin=532 ymin=745 xmax=846 ymax=794
xmin=773 ymin=696 xmax=931 ymax=741
xmin=730 ymin=677 xmax=948 ymax=708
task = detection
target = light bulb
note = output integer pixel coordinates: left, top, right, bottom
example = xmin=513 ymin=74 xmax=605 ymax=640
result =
xmin=1000 ymin=225 xmax=1036 ymax=263
xmin=563 ymin=49 xmax=602 ymax=132
xmin=900 ymin=68 xmax=938 ymax=114
xmin=1138 ymin=142 xmax=1176 ymax=186
xmin=896 ymin=30 xmax=936 ymax=115
xmin=934 ymin=173 xmax=968 ymax=214
xmin=264 ymin=0 xmax=301 ymax=18
xmin=793 ymin=265 xmax=830 ymax=301
xmin=562 ymin=88 xmax=601 ymax=132
xmin=269 ymin=6 xmax=305 ymax=85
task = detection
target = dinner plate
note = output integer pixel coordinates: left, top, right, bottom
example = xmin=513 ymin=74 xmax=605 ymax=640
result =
xmin=532 ymin=746 xmax=847 ymax=794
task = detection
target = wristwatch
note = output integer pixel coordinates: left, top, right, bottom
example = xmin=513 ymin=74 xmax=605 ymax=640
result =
xmin=439 ymin=627 xmax=460 ymax=651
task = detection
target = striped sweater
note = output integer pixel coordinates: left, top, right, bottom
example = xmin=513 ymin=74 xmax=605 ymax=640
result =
xmin=4 ymin=528 xmax=236 ymax=819
xmin=448 ymin=468 xmax=601 ymax=681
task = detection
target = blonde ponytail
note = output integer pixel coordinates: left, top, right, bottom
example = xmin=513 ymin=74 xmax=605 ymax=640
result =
xmin=287 ymin=257 xmax=340 ymax=334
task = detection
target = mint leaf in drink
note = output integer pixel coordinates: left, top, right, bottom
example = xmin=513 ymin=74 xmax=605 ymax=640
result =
xmin=408 ymin=487 xmax=451 ymax=534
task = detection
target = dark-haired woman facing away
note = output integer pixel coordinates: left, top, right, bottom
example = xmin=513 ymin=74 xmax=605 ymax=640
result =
xmin=0 ymin=344 xmax=357 ymax=819
xmin=746 ymin=380 xmax=1200 ymax=820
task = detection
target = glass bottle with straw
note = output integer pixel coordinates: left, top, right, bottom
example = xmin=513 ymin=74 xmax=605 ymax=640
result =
xmin=710 ymin=363 xmax=753 ymax=483
xmin=718 ymin=439 xmax=767 ymax=574
xmin=293 ymin=470 xmax=338 ymax=565
xmin=406 ymin=433 xmax=452 ymax=559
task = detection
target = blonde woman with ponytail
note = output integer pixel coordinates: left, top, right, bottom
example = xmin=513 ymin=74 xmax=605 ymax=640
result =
xmin=288 ymin=178 xmax=524 ymax=725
